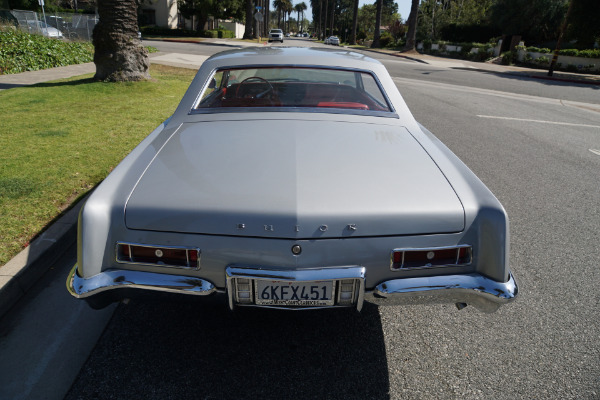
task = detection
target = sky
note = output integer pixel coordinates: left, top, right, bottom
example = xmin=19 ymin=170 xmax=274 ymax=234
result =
xmin=304 ymin=0 xmax=412 ymax=24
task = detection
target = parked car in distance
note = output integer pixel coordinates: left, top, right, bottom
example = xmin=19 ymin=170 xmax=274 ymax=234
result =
xmin=67 ymin=47 xmax=518 ymax=313
xmin=26 ymin=20 xmax=63 ymax=39
xmin=303 ymin=32 xmax=309 ymax=37
xmin=326 ymin=36 xmax=340 ymax=45
xmin=268 ymin=28 xmax=284 ymax=43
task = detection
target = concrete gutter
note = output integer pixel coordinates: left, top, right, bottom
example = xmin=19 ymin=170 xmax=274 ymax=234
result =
xmin=0 ymin=199 xmax=84 ymax=318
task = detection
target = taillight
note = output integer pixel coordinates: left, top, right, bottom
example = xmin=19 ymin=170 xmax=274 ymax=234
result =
xmin=390 ymin=246 xmax=472 ymax=270
xmin=117 ymin=243 xmax=200 ymax=269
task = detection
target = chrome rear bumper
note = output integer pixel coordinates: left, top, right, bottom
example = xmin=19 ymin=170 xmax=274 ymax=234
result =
xmin=67 ymin=265 xmax=517 ymax=313
xmin=67 ymin=265 xmax=216 ymax=299
xmin=365 ymin=272 xmax=518 ymax=313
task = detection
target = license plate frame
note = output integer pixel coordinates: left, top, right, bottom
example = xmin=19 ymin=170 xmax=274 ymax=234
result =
xmin=255 ymin=279 xmax=335 ymax=306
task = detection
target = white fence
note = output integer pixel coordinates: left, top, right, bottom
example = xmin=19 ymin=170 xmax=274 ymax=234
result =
xmin=10 ymin=9 xmax=98 ymax=41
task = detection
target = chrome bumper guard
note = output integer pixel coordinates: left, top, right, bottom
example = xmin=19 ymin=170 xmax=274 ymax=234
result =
xmin=67 ymin=265 xmax=216 ymax=299
xmin=365 ymin=272 xmax=518 ymax=313
xmin=226 ymin=266 xmax=366 ymax=311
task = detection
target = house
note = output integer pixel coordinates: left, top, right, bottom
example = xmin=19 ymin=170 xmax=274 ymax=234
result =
xmin=140 ymin=0 xmax=245 ymax=38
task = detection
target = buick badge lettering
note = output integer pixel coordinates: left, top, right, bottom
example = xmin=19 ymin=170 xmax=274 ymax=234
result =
xmin=319 ymin=225 xmax=328 ymax=232
xmin=264 ymin=225 xmax=274 ymax=231
xmin=347 ymin=224 xmax=357 ymax=231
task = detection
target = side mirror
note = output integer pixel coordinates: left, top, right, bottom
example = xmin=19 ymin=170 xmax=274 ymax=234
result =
xmin=208 ymin=78 xmax=217 ymax=89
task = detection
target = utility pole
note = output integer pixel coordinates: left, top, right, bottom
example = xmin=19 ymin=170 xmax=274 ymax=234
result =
xmin=548 ymin=0 xmax=574 ymax=77
xmin=38 ymin=0 xmax=47 ymax=29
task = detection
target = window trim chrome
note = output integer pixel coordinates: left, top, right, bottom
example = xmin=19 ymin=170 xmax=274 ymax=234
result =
xmin=190 ymin=64 xmax=396 ymax=116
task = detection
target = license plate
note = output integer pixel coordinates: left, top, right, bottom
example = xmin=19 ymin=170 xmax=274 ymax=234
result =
xmin=255 ymin=280 xmax=334 ymax=306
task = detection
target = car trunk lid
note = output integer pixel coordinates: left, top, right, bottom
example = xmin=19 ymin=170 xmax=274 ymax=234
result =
xmin=125 ymin=119 xmax=464 ymax=238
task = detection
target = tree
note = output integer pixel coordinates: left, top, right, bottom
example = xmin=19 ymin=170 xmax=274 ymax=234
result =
xmin=243 ymin=0 xmax=253 ymax=38
xmin=295 ymin=2 xmax=307 ymax=32
xmin=490 ymin=0 xmax=567 ymax=44
xmin=178 ymin=0 xmax=243 ymax=32
xmin=566 ymin=0 xmax=600 ymax=47
xmin=371 ymin=0 xmax=382 ymax=47
xmin=350 ymin=0 xmax=358 ymax=44
xmin=93 ymin=0 xmax=149 ymax=82
xmin=403 ymin=0 xmax=419 ymax=52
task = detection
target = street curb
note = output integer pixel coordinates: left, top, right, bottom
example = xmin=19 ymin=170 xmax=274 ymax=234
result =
xmin=527 ymin=74 xmax=600 ymax=86
xmin=0 ymin=198 xmax=84 ymax=318
xmin=145 ymin=38 xmax=246 ymax=48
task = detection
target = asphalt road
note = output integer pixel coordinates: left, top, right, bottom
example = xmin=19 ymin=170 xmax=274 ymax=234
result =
xmin=1 ymin=39 xmax=598 ymax=400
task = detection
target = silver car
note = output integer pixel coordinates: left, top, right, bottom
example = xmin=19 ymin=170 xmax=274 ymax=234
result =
xmin=67 ymin=47 xmax=518 ymax=313
xmin=268 ymin=29 xmax=283 ymax=43
xmin=327 ymin=36 xmax=340 ymax=46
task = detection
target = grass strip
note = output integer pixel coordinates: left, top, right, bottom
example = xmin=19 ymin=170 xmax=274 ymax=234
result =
xmin=0 ymin=64 xmax=196 ymax=265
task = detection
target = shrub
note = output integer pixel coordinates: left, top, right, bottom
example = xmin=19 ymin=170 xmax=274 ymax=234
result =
xmin=0 ymin=28 xmax=93 ymax=74
xmin=559 ymin=48 xmax=579 ymax=57
xmin=526 ymin=46 xmax=551 ymax=53
xmin=422 ymin=39 xmax=432 ymax=51
xmin=577 ymin=49 xmax=600 ymax=58
xmin=565 ymin=63 xmax=578 ymax=72
xmin=140 ymin=26 xmax=202 ymax=37
xmin=217 ymin=29 xmax=234 ymax=39
xmin=379 ymin=33 xmax=393 ymax=48
xmin=501 ymin=51 xmax=515 ymax=65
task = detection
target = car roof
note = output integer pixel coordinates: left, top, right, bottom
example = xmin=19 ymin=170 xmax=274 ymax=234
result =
xmin=203 ymin=47 xmax=383 ymax=71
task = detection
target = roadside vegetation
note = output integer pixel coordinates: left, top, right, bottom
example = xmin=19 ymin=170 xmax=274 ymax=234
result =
xmin=0 ymin=27 xmax=94 ymax=74
xmin=0 ymin=64 xmax=196 ymax=265
xmin=0 ymin=27 xmax=158 ymax=75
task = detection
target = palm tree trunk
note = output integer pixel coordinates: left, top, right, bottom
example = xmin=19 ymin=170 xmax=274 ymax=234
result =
xmin=323 ymin=0 xmax=328 ymax=39
xmin=371 ymin=0 xmax=382 ymax=48
xmin=243 ymin=0 xmax=253 ymax=39
xmin=403 ymin=0 xmax=419 ymax=52
xmin=93 ymin=0 xmax=149 ymax=81
xmin=350 ymin=0 xmax=358 ymax=44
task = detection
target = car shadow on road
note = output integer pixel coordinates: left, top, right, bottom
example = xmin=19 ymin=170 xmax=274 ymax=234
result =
xmin=65 ymin=297 xmax=390 ymax=400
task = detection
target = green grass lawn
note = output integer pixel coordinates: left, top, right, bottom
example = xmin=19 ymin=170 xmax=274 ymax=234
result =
xmin=0 ymin=64 xmax=197 ymax=265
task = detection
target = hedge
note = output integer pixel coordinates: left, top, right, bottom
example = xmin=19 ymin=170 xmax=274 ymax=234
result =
xmin=140 ymin=26 xmax=235 ymax=39
xmin=0 ymin=28 xmax=94 ymax=74
xmin=524 ymin=46 xmax=600 ymax=58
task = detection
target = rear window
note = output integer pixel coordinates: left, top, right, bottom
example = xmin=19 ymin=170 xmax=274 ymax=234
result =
xmin=194 ymin=67 xmax=392 ymax=113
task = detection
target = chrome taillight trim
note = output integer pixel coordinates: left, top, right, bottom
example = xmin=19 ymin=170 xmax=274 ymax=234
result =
xmin=115 ymin=242 xmax=201 ymax=270
xmin=390 ymin=245 xmax=472 ymax=271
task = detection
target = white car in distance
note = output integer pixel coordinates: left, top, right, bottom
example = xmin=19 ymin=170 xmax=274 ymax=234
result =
xmin=268 ymin=29 xmax=284 ymax=43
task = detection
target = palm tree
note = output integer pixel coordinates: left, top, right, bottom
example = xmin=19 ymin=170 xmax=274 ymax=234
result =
xmin=273 ymin=0 xmax=284 ymax=28
xmin=295 ymin=2 xmax=307 ymax=32
xmin=371 ymin=0 xmax=382 ymax=48
xmin=243 ymin=0 xmax=254 ymax=39
xmin=93 ymin=0 xmax=149 ymax=81
xmin=350 ymin=0 xmax=358 ymax=44
xmin=403 ymin=0 xmax=419 ymax=52
xmin=285 ymin=0 xmax=293 ymax=34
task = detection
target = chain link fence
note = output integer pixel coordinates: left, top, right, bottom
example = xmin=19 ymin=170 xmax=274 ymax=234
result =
xmin=10 ymin=9 xmax=97 ymax=41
